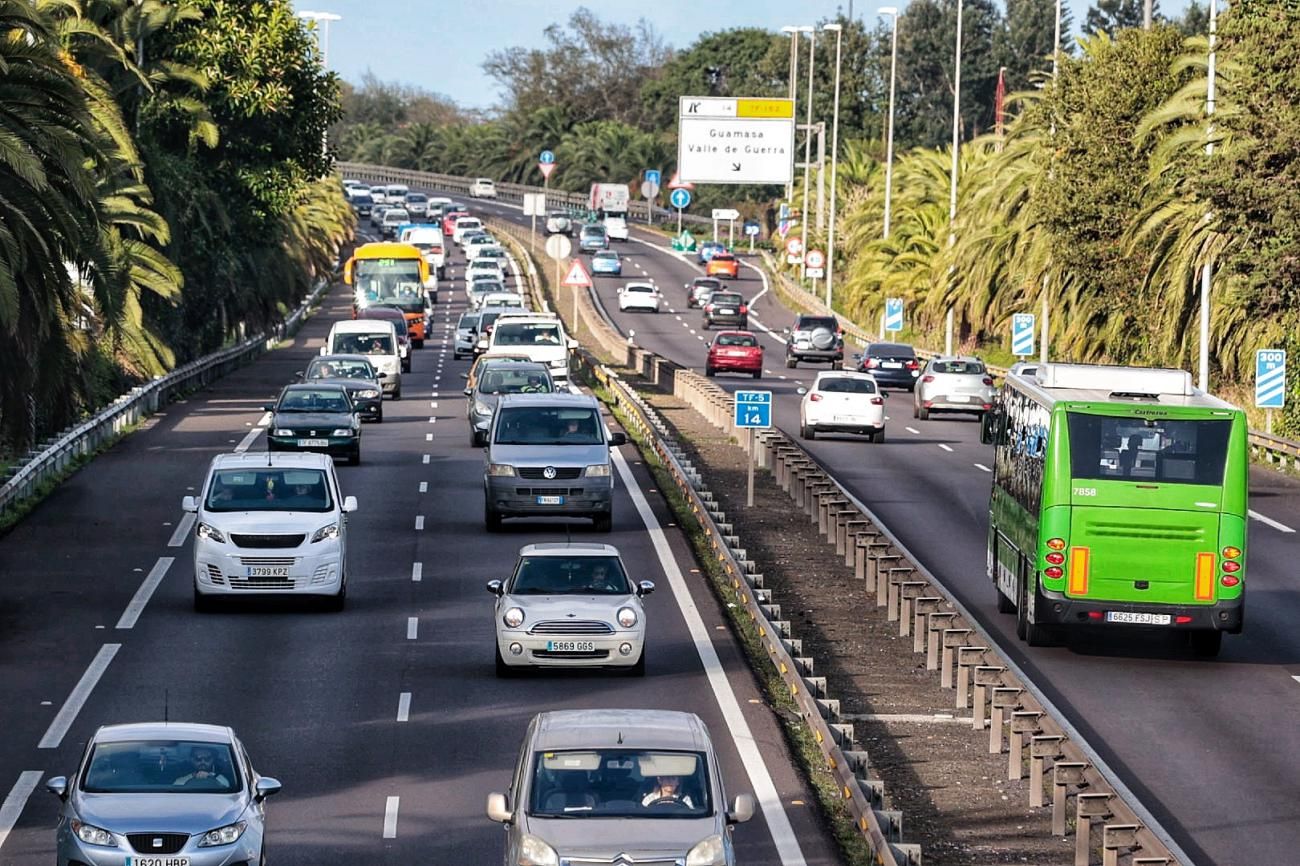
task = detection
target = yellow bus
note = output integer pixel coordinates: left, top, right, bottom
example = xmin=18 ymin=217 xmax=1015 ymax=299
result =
xmin=344 ymin=242 xmax=431 ymax=346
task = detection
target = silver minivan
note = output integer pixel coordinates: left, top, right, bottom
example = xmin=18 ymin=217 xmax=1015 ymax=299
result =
xmin=483 ymin=393 xmax=625 ymax=532
xmin=487 ymin=709 xmax=754 ymax=866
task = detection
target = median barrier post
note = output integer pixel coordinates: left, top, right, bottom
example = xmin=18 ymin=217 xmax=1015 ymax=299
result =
xmin=989 ymin=686 xmax=1022 ymax=754
xmin=911 ymin=597 xmax=942 ymax=648
xmin=940 ymin=628 xmax=970 ymax=687
xmin=833 ymin=511 xmax=860 ymax=554
xmin=955 ymin=647 xmax=988 ymax=709
xmin=875 ymin=553 xmax=902 ymax=605
xmin=1074 ymin=793 xmax=1114 ymax=866
xmin=842 ymin=520 xmax=870 ymax=562
xmin=1101 ymin=824 xmax=1141 ymax=866
xmin=864 ymin=542 xmax=891 ymax=587
xmin=1051 ymin=762 xmax=1090 ymax=836
xmin=1008 ymin=710 xmax=1043 ymax=780
xmin=1029 ymin=734 xmax=1064 ymax=808
xmin=885 ymin=568 xmax=914 ymax=621
xmin=898 ymin=583 xmax=928 ymax=637
xmin=924 ymin=611 xmax=956 ymax=668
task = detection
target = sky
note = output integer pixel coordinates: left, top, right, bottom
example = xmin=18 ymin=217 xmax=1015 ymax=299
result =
xmin=294 ymin=0 xmax=1197 ymax=110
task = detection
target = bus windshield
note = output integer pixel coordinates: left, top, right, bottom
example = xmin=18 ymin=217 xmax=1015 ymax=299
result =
xmin=1066 ymin=413 xmax=1232 ymax=485
xmin=355 ymin=259 xmax=423 ymax=311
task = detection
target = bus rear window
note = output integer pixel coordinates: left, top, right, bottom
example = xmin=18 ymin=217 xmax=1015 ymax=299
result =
xmin=1066 ymin=413 xmax=1232 ymax=485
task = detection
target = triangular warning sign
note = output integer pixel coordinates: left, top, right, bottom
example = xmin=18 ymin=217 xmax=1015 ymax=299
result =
xmin=561 ymin=258 xmax=593 ymax=288
xmin=667 ymin=172 xmax=695 ymax=190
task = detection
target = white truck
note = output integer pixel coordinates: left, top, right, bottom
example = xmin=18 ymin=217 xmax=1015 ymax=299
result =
xmin=590 ymin=183 xmax=630 ymax=242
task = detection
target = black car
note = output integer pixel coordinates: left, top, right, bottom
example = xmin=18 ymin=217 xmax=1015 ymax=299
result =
xmin=299 ymin=354 xmax=386 ymax=423
xmin=858 ymin=342 xmax=921 ymax=390
xmin=266 ymin=383 xmax=362 ymax=464
xmin=784 ymin=314 xmax=844 ymax=368
xmin=702 ymin=291 xmax=748 ymax=330
xmin=349 ymin=189 xmax=372 ymax=218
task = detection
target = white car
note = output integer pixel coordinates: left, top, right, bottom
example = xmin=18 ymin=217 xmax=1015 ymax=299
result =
xmin=184 ymin=452 xmax=357 ymax=610
xmin=617 ymin=281 xmax=661 ymax=313
xmin=469 ymin=177 xmax=497 ymax=198
xmin=464 ymin=236 xmax=501 ymax=261
xmin=488 ymin=543 xmax=653 ymax=675
xmin=481 ymin=291 xmax=527 ymax=309
xmin=466 ymin=258 xmax=507 ymax=285
xmin=452 ymin=216 xmax=484 ymax=244
xmin=799 ymin=370 xmax=886 ymax=443
xmin=603 ymin=215 xmax=629 ymax=242
xmin=485 ymin=313 xmax=574 ymax=382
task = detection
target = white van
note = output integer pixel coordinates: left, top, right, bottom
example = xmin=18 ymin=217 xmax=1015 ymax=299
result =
xmin=402 ymin=226 xmax=446 ymax=280
xmin=324 ymin=320 xmax=402 ymax=398
xmin=452 ymin=216 xmax=483 ymax=245
xmin=484 ymin=313 xmax=576 ymax=383
xmin=384 ymin=183 xmax=410 ymax=203
xmin=469 ymin=178 xmax=497 ymax=198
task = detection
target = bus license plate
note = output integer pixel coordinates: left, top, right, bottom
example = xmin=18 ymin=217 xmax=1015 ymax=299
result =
xmin=536 ymin=495 xmax=564 ymax=505
xmin=1106 ymin=611 xmax=1171 ymax=625
xmin=547 ymin=641 xmax=595 ymax=652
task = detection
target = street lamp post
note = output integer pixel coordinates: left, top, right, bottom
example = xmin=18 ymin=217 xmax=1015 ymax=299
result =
xmin=944 ymin=0 xmax=964 ymax=355
xmin=1199 ymin=0 xmax=1218 ymax=393
xmin=879 ymin=7 xmax=899 ymax=239
xmin=298 ymin=10 xmax=342 ymax=156
xmin=798 ymin=25 xmax=816 ymax=281
xmin=824 ymin=23 xmax=843 ymax=308
xmin=782 ymin=26 xmax=802 ymax=204
xmin=1041 ymin=0 xmax=1062 ymax=366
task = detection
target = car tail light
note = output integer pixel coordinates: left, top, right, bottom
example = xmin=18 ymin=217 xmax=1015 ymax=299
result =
xmin=983 ymin=377 xmax=994 ymax=386
xmin=1221 ymin=575 xmax=1240 ymax=587
xmin=865 ymin=358 xmax=879 ymax=368
xmin=704 ymin=304 xmax=713 ymax=313
xmin=809 ymin=393 xmax=823 ymax=402
xmin=739 ymin=305 xmax=748 ymax=314
xmin=922 ymin=375 xmax=935 ymax=383
xmin=870 ymin=397 xmax=884 ymax=405
xmin=1046 ymin=537 xmax=1066 ymax=551
xmin=1222 ymin=560 xmax=1240 ymax=573
xmin=1044 ymin=566 xmax=1064 ymax=579
xmin=1045 ymin=552 xmax=1065 ymax=565
xmin=905 ymin=359 xmax=919 ymax=369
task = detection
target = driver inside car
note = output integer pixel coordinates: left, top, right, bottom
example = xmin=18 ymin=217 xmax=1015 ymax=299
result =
xmin=641 ymin=775 xmax=695 ymax=808
xmin=173 ymin=746 xmax=231 ymax=788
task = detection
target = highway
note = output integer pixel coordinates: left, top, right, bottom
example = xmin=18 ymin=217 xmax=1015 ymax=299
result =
xmin=457 ymin=192 xmax=1300 ymax=866
xmin=0 ymin=234 xmax=841 ymax=866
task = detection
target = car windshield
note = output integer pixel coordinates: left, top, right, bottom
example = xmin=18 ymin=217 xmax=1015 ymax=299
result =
xmin=276 ymin=388 xmax=351 ymax=414
xmin=626 ymin=285 xmax=653 ymax=294
xmin=711 ymin=294 xmax=743 ymax=306
xmin=868 ymin=343 xmax=914 ymax=358
xmin=366 ymin=309 xmax=410 ymax=335
xmin=495 ymin=406 xmax=602 ymax=445
xmin=818 ymin=377 xmax=877 ymax=394
xmin=406 ymin=194 xmax=427 ymax=202
xmin=384 ymin=210 xmax=409 ymax=223
xmin=493 ymin=322 xmax=563 ymax=347
xmin=355 ymin=259 xmax=422 ymax=307
xmin=510 ymin=555 xmax=629 ymax=595
xmin=477 ymin=367 xmax=552 ymax=395
xmin=797 ymin=317 xmax=837 ymax=331
xmin=334 ymin=332 xmax=393 ymax=354
xmin=458 ymin=313 xmax=481 ymax=330
xmin=713 ymin=254 xmax=735 ymax=262
xmin=479 ymin=312 xmax=504 ymax=329
xmin=932 ymin=360 xmax=985 ymax=375
xmin=581 ymin=227 xmax=605 ymax=237
xmin=308 ymin=359 xmax=375 ymax=380
xmin=1066 ymin=414 xmax=1232 ymax=485
xmin=529 ymin=749 xmax=710 ymax=818
xmin=694 ymin=279 xmax=721 ymax=291
xmin=595 ymin=252 xmax=618 ymax=261
xmin=82 ymin=740 xmax=242 ymax=794
xmin=205 ymin=467 xmax=333 ymax=513
xmin=716 ymin=333 xmax=757 ymax=347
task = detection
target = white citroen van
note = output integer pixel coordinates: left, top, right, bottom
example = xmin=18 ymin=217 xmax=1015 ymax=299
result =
xmin=324 ymin=320 xmax=402 ymax=399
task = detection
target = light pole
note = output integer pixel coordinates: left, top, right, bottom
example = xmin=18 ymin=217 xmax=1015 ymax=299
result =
xmin=298 ymin=10 xmax=342 ymax=158
xmin=824 ymin=23 xmax=844 ymax=308
xmin=1198 ymin=0 xmax=1218 ymax=393
xmin=879 ymin=7 xmax=899 ymax=239
xmin=944 ymin=0 xmax=964 ymax=355
xmin=1041 ymin=0 xmax=1062 ymax=366
xmin=798 ymin=25 xmax=816 ymax=281
xmin=782 ymin=26 xmax=802 ymax=204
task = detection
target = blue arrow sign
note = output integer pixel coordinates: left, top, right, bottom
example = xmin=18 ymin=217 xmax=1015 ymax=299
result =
xmin=1256 ymin=349 xmax=1286 ymax=409
xmin=539 ymin=150 xmax=555 ymax=165
xmin=884 ymin=298 xmax=904 ymax=333
xmin=743 ymin=221 xmax=761 ymax=236
xmin=734 ymin=390 xmax=772 ymax=429
xmin=670 ymin=188 xmax=692 ymax=209
xmin=645 ymin=169 xmax=661 ymax=187
xmin=1012 ymin=313 xmax=1036 ymax=357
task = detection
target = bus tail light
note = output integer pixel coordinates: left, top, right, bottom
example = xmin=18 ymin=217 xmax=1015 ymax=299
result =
xmin=1221 ymin=575 xmax=1240 ymax=588
xmin=1045 ymin=552 xmax=1065 ymax=565
xmin=1046 ymin=537 xmax=1066 ymax=551
xmin=1068 ymin=547 xmax=1090 ymax=595
xmin=1044 ymin=566 xmax=1064 ymax=579
xmin=1221 ymin=560 xmax=1240 ymax=573
xmin=1194 ymin=552 xmax=1216 ymax=601
xmin=1087 ymin=611 xmax=1103 ymax=620
xmin=1175 ymin=615 xmax=1193 ymax=624
xmin=1222 ymin=546 xmax=1241 ymax=559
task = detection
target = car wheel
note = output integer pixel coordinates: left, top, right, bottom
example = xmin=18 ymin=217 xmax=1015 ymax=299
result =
xmin=392 ymin=385 xmax=402 ymax=400
xmin=592 ymin=512 xmax=613 ymax=533
xmin=1190 ymin=630 xmax=1223 ymax=658
xmin=350 ymin=448 xmax=361 ymax=466
xmin=193 ymin=586 xmax=216 ymax=613
xmin=414 ymin=339 xmax=424 ymax=349
xmin=626 ymin=648 xmax=647 ymax=677
xmin=800 ymin=423 xmax=815 ymax=441
xmin=996 ymin=572 xmax=1016 ymax=614
xmin=705 ymin=366 xmax=715 ymax=377
xmin=831 ymin=359 xmax=842 ymax=370
xmin=494 ymin=645 xmax=517 ymax=678
xmin=702 ymin=321 xmax=711 ymax=330
xmin=917 ymin=405 xmax=930 ymax=421
xmin=485 ymin=504 xmax=503 ymax=532
xmin=375 ymin=408 xmax=384 ymax=423
xmin=1016 ymin=572 xmax=1052 ymax=647
xmin=785 ymin=356 xmax=797 ymax=369
xmin=471 ymin=430 xmax=485 ymax=447
xmin=873 ymin=429 xmax=885 ymax=444
xmin=326 ymin=581 xmax=347 ymax=612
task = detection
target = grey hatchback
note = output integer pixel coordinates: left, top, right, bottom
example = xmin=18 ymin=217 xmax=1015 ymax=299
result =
xmin=48 ymin=722 xmax=280 ymax=866
xmin=466 ymin=361 xmax=555 ymax=446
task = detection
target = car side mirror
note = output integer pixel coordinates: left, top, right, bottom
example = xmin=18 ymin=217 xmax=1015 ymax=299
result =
xmin=609 ymin=432 xmax=627 ymax=447
xmin=851 ymin=353 xmax=862 ymax=362
xmin=638 ymin=580 xmax=656 ymax=597
xmin=728 ymin=793 xmax=755 ymax=824
xmin=263 ymin=404 xmax=275 ymax=412
xmin=881 ymin=392 xmax=890 ymax=399
xmin=181 ymin=496 xmax=198 ymax=513
xmin=376 ymin=372 xmax=387 ymax=379
xmin=45 ymin=776 xmax=68 ymax=799
xmin=342 ymin=496 xmax=358 ymax=513
xmin=796 ymin=387 xmax=808 ymax=396
xmin=486 ymin=792 xmax=513 ymax=824
xmin=781 ymin=327 xmax=791 ymax=335
xmin=486 ymin=579 xmax=504 ymax=596
xmin=566 ymin=338 xmax=579 ymax=351
xmin=461 ymin=373 xmax=470 ymax=380
xmin=255 ymin=777 xmax=282 ymax=801
xmin=464 ymin=387 xmax=473 ymax=396
xmin=294 ymin=371 xmax=305 ymax=381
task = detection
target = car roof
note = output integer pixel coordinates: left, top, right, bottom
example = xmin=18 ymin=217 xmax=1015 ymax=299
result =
xmin=520 ymin=542 xmax=619 ymax=557
xmin=479 ymin=360 xmax=550 ymax=373
xmin=498 ymin=392 xmax=597 ymax=408
xmin=623 ymin=281 xmax=655 ymax=289
xmin=867 ymin=342 xmax=914 ymax=353
xmin=313 ymin=354 xmax=372 ymax=363
xmin=815 ymin=370 xmax=876 ymax=382
xmin=282 ymin=382 xmax=347 ymax=393
xmin=211 ymin=451 xmax=333 ymax=470
xmin=333 ymin=319 xmax=397 ymax=333
xmin=94 ymin=722 xmax=234 ymax=744
xmin=929 ymin=355 xmax=983 ymax=363
xmin=711 ymin=329 xmax=756 ymax=337
xmin=532 ymin=710 xmax=709 ymax=751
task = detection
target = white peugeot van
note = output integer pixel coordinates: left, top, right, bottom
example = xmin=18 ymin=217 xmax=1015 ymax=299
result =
xmin=324 ymin=320 xmax=402 ymax=399
xmin=484 ymin=313 xmax=576 ymax=384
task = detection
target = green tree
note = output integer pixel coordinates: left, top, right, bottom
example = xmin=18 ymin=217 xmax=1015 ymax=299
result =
xmin=1000 ymin=0 xmax=1072 ymax=92
xmin=1085 ymin=0 xmax=1153 ymax=34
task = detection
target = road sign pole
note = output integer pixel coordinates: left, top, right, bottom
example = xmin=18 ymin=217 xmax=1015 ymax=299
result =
xmin=749 ymin=232 xmax=754 ymax=253
xmin=1267 ymin=409 xmax=1274 ymax=436
xmin=677 ymin=207 xmax=682 ymax=235
xmin=747 ymin=428 xmax=755 ymax=508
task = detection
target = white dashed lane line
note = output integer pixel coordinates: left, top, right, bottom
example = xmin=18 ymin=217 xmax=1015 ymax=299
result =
xmin=939 ymin=444 xmax=954 ymax=452
xmin=0 ymin=772 xmax=44 ymax=853
xmin=383 ymin=796 xmax=400 ymax=838
xmin=396 ymin=692 xmax=411 ymax=722
xmin=975 ymin=463 xmax=992 ymax=473
xmin=407 ymin=617 xmax=419 ymax=640
xmin=411 ymin=562 xmax=423 ymax=582
xmin=414 ymin=516 xmax=425 ymax=531
xmin=905 ymin=426 xmax=920 ymax=435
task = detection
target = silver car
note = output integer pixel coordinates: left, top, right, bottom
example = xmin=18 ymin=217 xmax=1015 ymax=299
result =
xmin=487 ymin=543 xmax=654 ymax=674
xmin=487 ymin=709 xmax=754 ymax=866
xmin=47 ymin=722 xmax=281 ymax=866
xmin=913 ymin=355 xmax=995 ymax=420
xmin=466 ymin=361 xmax=555 ymax=447
xmin=455 ymin=311 xmax=482 ymax=359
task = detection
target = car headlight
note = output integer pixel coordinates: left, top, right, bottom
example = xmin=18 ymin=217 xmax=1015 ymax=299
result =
xmin=617 ymin=606 xmax=638 ymax=628
xmin=311 ymin=523 xmax=340 ymax=543
xmin=196 ymin=522 xmax=226 ymax=544
xmin=331 ymin=428 xmax=355 ymax=437
xmin=357 ymin=389 xmax=380 ymax=399
xmin=518 ymin=833 xmax=559 ymax=866
xmin=503 ymin=607 xmax=525 ymax=628
xmin=686 ymin=835 xmax=726 ymax=866
xmin=197 ymin=820 xmax=247 ymax=847
xmin=273 ymin=428 xmax=294 ymax=437
xmin=585 ymin=463 xmax=610 ymax=477
xmin=71 ymin=819 xmax=117 ymax=848
xmin=549 ymin=358 xmax=567 ymax=367
xmin=487 ymin=463 xmax=515 ymax=476
xmin=475 ymin=400 xmax=493 ymax=417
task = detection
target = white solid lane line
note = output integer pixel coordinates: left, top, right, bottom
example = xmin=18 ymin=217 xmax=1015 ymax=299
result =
xmin=167 ymin=513 xmax=196 ymax=547
xmin=396 ymin=692 xmax=411 ymax=722
xmin=974 ymin=463 xmax=992 ymax=473
xmin=116 ymin=557 xmax=175 ymax=630
xmin=905 ymin=426 xmax=920 ymax=435
xmin=411 ymin=562 xmax=423 ymax=582
xmin=0 ymin=772 xmax=43 ymax=855
xmin=611 ymin=449 xmax=807 ymax=866
xmin=234 ymin=411 xmax=271 ymax=453
xmin=1249 ymin=509 xmax=1296 ymax=533
xmin=939 ymin=444 xmax=954 ymax=452
xmin=407 ymin=617 xmax=419 ymax=640
xmin=39 ymin=644 xmax=120 ymax=749
xmin=383 ymin=796 xmax=400 ymax=838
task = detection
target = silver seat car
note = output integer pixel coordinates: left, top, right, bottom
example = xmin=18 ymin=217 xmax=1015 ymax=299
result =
xmin=487 ymin=543 xmax=654 ymax=675
xmin=47 ymin=722 xmax=280 ymax=866
xmin=487 ymin=709 xmax=753 ymax=866
xmin=913 ymin=355 xmax=995 ymax=420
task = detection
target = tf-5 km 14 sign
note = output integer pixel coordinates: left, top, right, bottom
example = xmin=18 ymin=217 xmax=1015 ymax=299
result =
xmin=678 ymin=97 xmax=795 ymax=185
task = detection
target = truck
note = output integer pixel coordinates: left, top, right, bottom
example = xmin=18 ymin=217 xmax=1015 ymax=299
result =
xmin=589 ymin=183 xmax=630 ymax=218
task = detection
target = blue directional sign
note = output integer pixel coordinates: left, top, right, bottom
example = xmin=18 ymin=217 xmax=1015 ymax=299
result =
xmin=670 ymin=188 xmax=692 ymax=209
xmin=1256 ymin=349 xmax=1286 ymax=409
xmin=1012 ymin=313 xmax=1036 ymax=357
xmin=884 ymin=298 xmax=904 ymax=333
xmin=645 ymin=169 xmax=661 ymax=187
xmin=743 ymin=221 xmax=761 ymax=237
xmin=734 ymin=390 xmax=772 ymax=429
xmin=539 ymin=150 xmax=555 ymax=165
xmin=779 ymin=203 xmax=791 ymax=221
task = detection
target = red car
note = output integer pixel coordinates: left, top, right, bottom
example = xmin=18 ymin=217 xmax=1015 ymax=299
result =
xmin=706 ymin=330 xmax=763 ymax=379
xmin=442 ymin=210 xmax=469 ymax=237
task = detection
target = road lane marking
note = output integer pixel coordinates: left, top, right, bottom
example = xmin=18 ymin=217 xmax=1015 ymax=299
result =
xmin=39 ymin=644 xmax=120 ymax=749
xmin=939 ymin=444 xmax=954 ymax=452
xmin=975 ymin=463 xmax=992 ymax=473
xmin=407 ymin=617 xmax=418 ymax=640
xmin=1249 ymin=510 xmax=1295 ymax=533
xmin=415 ymin=516 xmax=425 ymax=531
xmin=418 ymin=481 xmax=428 ymax=493
xmin=906 ymin=426 xmax=920 ymax=435
xmin=429 ymin=416 xmax=436 ymax=423
xmin=412 ymin=562 xmax=423 ymax=582
xmin=425 ymin=433 xmax=433 ymax=441
xmin=234 ymin=411 xmax=271 ymax=453
xmin=612 ymin=449 xmax=807 ymax=866
xmin=167 ymin=513 xmax=196 ymax=547
xmin=422 ymin=454 xmax=430 ymax=464
xmin=383 ymin=796 xmax=400 ymax=838
xmin=0 ymin=772 xmax=43 ymax=854
xmin=430 ymin=401 xmax=438 ymax=409
xmin=397 ymin=692 xmax=411 ymax=722
xmin=116 ymin=557 xmax=175 ymax=630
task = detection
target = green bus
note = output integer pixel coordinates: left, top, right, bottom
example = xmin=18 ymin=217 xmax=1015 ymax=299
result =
xmin=981 ymin=363 xmax=1248 ymax=657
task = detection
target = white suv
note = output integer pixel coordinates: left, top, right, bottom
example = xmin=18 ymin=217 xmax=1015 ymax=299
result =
xmin=469 ymin=178 xmax=497 ymax=198
xmin=183 ymin=452 xmax=357 ymax=610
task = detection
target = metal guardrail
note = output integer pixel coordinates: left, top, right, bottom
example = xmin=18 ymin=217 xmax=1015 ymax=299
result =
xmin=0 ymin=278 xmax=332 ymax=517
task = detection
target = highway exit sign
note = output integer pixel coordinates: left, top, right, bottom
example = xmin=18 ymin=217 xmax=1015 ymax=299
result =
xmin=677 ymin=97 xmax=795 ymax=185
